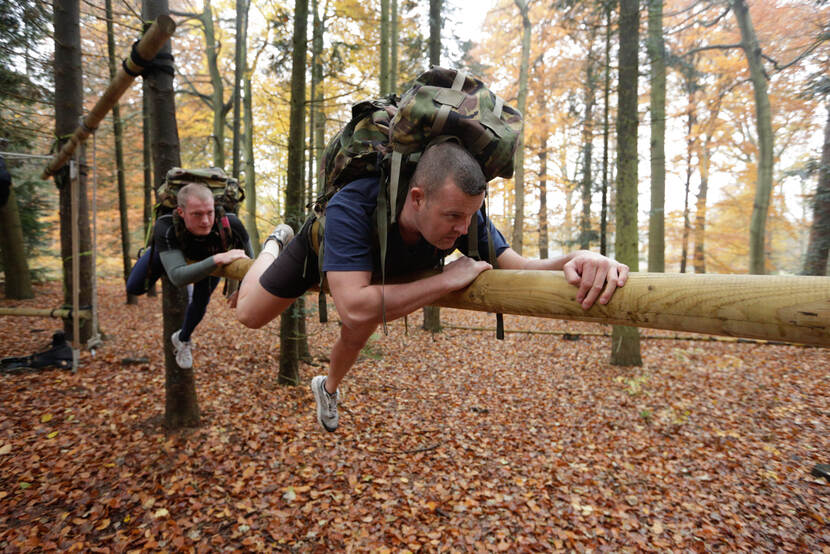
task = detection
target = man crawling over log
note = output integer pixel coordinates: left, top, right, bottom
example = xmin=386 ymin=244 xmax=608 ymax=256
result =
xmin=236 ymin=142 xmax=628 ymax=432
xmin=127 ymin=183 xmax=252 ymax=368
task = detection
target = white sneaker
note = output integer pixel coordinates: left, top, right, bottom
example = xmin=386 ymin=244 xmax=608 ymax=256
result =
xmin=171 ymin=330 xmax=193 ymax=369
xmin=311 ymin=375 xmax=339 ymax=432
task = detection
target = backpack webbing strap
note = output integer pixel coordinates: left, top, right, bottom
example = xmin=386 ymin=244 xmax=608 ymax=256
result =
xmin=389 ymin=151 xmax=403 ymax=223
xmin=315 ymin=216 xmax=328 ymax=323
xmin=376 ymin=157 xmax=390 ymax=335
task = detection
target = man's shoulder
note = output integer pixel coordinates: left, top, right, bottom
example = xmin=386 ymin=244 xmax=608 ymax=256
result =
xmin=328 ymin=177 xmax=380 ymax=207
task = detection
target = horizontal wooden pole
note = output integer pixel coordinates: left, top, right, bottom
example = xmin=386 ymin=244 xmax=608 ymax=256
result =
xmin=0 ymin=307 xmax=92 ymax=319
xmin=214 ymin=260 xmax=830 ymax=347
xmin=42 ymin=15 xmax=176 ymax=178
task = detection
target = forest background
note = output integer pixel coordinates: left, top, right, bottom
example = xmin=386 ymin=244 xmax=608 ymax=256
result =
xmin=1 ymin=0 xmax=828 ymax=284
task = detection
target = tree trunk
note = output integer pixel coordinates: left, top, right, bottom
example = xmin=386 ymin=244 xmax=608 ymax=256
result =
xmin=511 ymin=0 xmax=530 ymax=255
xmin=647 ymin=0 xmax=665 ymax=273
xmin=232 ymin=0 xmax=248 ymax=179
xmin=144 ymin=0 xmax=198 ymax=428
xmin=424 ymin=0 xmax=443 ymax=331
xmin=580 ymin=45 xmax=596 ymax=250
xmin=804 ymin=102 xmax=830 ymax=275
xmin=0 ymin=184 xmax=34 ymax=299
xmin=142 ymin=82 xmax=157 ymax=296
xmin=390 ymin=0 xmax=398 ymax=92
xmin=53 ymin=0 xmax=93 ymax=344
xmin=732 ymin=0 xmax=773 ymax=275
xmin=429 ymin=0 xmax=442 ymax=66
xmin=105 ymin=0 xmax=137 ymax=305
xmin=311 ymin=0 xmax=325 ymax=196
xmin=380 ymin=0 xmax=390 ymax=94
xmin=600 ymin=2 xmax=612 ymax=257
xmin=538 ymin=148 xmax=548 ymax=259
xmin=611 ymin=0 xmax=641 ymax=367
xmin=243 ymin=71 xmax=260 ymax=253
xmin=203 ymin=0 xmax=226 ymax=169
xmin=279 ymin=0 xmax=309 ymax=386
xmin=693 ymin=148 xmax=710 ymax=274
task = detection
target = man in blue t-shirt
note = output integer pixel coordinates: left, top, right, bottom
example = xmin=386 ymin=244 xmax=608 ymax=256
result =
xmin=236 ymin=142 xmax=629 ymax=432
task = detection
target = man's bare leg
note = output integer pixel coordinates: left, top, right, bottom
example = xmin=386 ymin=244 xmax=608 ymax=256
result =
xmin=236 ymin=225 xmax=296 ymax=329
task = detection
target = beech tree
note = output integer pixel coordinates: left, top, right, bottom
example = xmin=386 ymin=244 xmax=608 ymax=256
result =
xmin=53 ymin=0 xmax=94 ymax=343
xmin=611 ymin=0 xmax=641 ymax=366
xmin=279 ymin=0 xmax=309 ymax=385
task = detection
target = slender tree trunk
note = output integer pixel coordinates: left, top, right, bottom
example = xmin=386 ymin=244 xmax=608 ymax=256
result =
xmin=105 ymin=0 xmax=136 ymax=304
xmin=390 ymin=0 xmax=398 ymax=92
xmin=53 ymin=0 xmax=93 ymax=343
xmin=732 ymin=0 xmax=773 ymax=275
xmin=511 ymin=0 xmax=530 ymax=255
xmin=423 ymin=0 xmax=444 ymax=331
xmin=580 ymin=47 xmax=596 ymax=250
xmin=647 ymin=0 xmax=665 ymax=273
xmin=804 ymin=102 xmax=830 ymax=275
xmin=142 ymin=82 xmax=157 ymax=296
xmin=429 ymin=0 xmax=442 ymax=66
xmin=693 ymin=148 xmax=710 ymax=273
xmin=243 ymin=73 xmax=260 ymax=253
xmin=311 ymin=0 xmax=326 ymax=196
xmin=232 ymin=0 xmax=249 ymax=179
xmin=600 ymin=2 xmax=612 ymax=257
xmin=380 ymin=0 xmax=390 ymax=94
xmin=203 ymin=0 xmax=225 ymax=168
xmin=538 ymin=148 xmax=548 ymax=259
xmin=0 ymin=184 xmax=34 ymax=299
xmin=279 ymin=0 xmax=309 ymax=386
xmin=611 ymin=0 xmax=642 ymax=367
xmin=144 ymin=0 xmax=198 ymax=428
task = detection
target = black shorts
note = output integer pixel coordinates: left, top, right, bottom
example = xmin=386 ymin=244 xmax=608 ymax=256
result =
xmin=259 ymin=217 xmax=321 ymax=298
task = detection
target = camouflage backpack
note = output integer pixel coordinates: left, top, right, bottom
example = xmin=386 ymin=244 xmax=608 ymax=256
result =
xmin=314 ymin=67 xmax=523 ymax=334
xmin=156 ymin=167 xmax=245 ymax=215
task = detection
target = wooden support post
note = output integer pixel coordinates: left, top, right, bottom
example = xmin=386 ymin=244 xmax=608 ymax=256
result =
xmin=214 ymin=259 xmax=830 ymax=347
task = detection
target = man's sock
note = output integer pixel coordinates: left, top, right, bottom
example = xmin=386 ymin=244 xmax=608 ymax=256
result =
xmin=262 ymin=240 xmax=280 ymax=258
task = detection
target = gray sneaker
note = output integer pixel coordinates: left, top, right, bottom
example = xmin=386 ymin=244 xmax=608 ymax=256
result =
xmin=311 ymin=375 xmax=339 ymax=432
xmin=171 ymin=330 xmax=193 ymax=369
xmin=267 ymin=223 xmax=294 ymax=249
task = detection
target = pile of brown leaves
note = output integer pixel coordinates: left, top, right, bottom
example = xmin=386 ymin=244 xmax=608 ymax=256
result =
xmin=1 ymin=281 xmax=828 ymax=552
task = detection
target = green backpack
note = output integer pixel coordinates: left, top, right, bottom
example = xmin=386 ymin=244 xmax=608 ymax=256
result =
xmin=315 ymin=66 xmax=523 ymax=335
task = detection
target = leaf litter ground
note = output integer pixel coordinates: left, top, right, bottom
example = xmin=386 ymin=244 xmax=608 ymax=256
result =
xmin=1 ymin=280 xmax=828 ymax=552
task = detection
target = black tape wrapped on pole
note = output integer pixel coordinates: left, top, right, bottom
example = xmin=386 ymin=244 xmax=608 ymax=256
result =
xmin=42 ymin=15 xmax=176 ymax=179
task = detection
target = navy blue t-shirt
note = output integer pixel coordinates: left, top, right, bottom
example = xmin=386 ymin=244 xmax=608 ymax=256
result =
xmin=322 ymin=177 xmax=509 ymax=277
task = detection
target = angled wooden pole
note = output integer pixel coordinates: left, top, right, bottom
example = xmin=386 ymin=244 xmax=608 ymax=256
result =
xmin=42 ymin=15 xmax=176 ymax=179
xmin=215 ymin=260 xmax=830 ymax=347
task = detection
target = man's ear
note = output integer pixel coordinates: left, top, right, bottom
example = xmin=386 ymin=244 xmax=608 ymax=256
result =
xmin=409 ymin=186 xmax=425 ymax=209
xmin=176 ymin=205 xmax=184 ymax=217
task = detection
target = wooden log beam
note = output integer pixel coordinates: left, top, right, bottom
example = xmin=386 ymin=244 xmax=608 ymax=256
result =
xmin=42 ymin=15 xmax=177 ymax=178
xmin=0 ymin=307 xmax=92 ymax=319
xmin=214 ymin=259 xmax=830 ymax=347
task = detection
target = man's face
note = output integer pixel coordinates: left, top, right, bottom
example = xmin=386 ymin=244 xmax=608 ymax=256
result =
xmin=177 ymin=194 xmax=215 ymax=236
xmin=414 ymin=179 xmax=484 ymax=250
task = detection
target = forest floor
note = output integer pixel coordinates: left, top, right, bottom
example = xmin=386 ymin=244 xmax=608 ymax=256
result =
xmin=1 ymin=279 xmax=828 ymax=552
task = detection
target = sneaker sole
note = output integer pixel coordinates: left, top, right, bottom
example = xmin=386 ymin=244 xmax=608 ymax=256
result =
xmin=311 ymin=377 xmax=338 ymax=432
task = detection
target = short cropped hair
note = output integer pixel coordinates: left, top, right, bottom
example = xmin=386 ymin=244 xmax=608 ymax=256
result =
xmin=411 ymin=141 xmax=486 ymax=197
xmin=177 ymin=183 xmax=214 ymax=210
